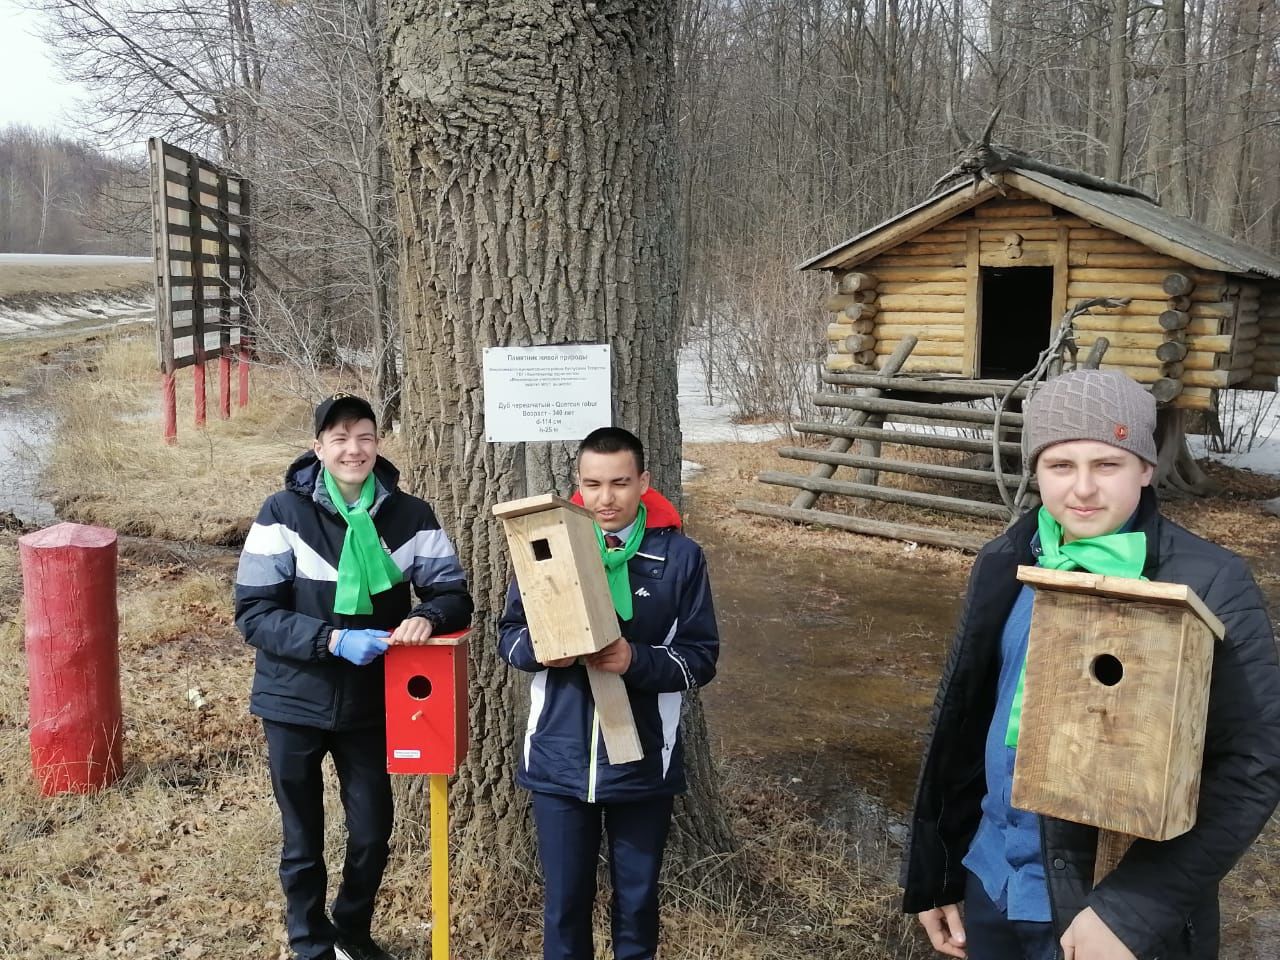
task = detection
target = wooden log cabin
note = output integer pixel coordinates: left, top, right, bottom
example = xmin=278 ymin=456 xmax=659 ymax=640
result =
xmin=800 ymin=167 xmax=1280 ymax=411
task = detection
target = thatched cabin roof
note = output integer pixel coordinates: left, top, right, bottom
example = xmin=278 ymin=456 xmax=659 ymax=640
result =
xmin=801 ymin=167 xmax=1280 ymax=279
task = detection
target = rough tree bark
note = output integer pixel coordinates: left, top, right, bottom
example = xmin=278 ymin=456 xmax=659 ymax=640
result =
xmin=383 ymin=0 xmax=735 ymax=932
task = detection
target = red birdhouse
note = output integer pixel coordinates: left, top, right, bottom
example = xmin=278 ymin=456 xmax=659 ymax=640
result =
xmin=384 ymin=631 xmax=469 ymax=776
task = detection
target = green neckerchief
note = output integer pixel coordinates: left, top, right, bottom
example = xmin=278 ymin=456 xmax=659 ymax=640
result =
xmin=323 ymin=468 xmax=402 ymax=615
xmin=1005 ymin=508 xmax=1147 ymax=748
xmin=596 ymin=502 xmax=647 ymax=622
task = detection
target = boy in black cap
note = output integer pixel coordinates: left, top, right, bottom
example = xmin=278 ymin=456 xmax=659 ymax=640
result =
xmin=903 ymin=369 xmax=1280 ymax=960
xmin=236 ymin=394 xmax=473 ymax=960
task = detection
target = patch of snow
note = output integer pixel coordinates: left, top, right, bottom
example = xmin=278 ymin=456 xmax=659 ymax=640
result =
xmin=0 ymin=296 xmax=154 ymax=337
xmin=1186 ymin=390 xmax=1280 ymax=479
xmin=678 ymin=348 xmax=785 ymax=443
xmin=1187 ymin=435 xmax=1280 ymax=478
xmin=681 ymin=459 xmax=705 ymax=481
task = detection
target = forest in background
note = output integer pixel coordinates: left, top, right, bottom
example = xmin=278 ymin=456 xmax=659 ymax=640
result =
xmin=0 ymin=125 xmax=148 ymax=256
xmin=21 ymin=0 xmax=1280 ymax=418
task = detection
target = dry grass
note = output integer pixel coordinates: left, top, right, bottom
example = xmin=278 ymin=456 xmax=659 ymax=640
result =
xmin=0 ymin=261 xmax=151 ymax=299
xmin=42 ymin=335 xmax=318 ymax=543
xmin=41 ymin=333 xmax=411 ymax=544
xmin=0 ymin=537 xmax=919 ymax=958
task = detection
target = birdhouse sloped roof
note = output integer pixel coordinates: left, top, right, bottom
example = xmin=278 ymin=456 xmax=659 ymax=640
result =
xmin=801 ymin=168 xmax=1280 ymax=279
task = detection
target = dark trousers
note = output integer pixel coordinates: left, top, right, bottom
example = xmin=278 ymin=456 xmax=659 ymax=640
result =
xmin=263 ymin=720 xmax=394 ymax=960
xmin=531 ymin=792 xmax=675 ymax=960
xmin=964 ymin=870 xmax=1059 ymax=960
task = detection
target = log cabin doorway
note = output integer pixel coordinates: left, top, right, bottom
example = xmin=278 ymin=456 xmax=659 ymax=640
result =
xmin=979 ymin=266 xmax=1054 ymax=379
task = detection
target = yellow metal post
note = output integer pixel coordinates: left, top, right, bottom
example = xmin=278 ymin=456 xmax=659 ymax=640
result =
xmin=430 ymin=773 xmax=449 ymax=960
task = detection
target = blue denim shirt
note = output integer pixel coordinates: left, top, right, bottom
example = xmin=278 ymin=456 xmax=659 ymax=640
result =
xmin=961 ymin=583 xmax=1052 ymax=921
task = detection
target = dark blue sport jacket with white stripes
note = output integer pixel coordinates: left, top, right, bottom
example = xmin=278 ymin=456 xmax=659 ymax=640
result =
xmin=234 ymin=452 xmax=473 ymax=731
xmin=497 ymin=516 xmax=719 ymax=803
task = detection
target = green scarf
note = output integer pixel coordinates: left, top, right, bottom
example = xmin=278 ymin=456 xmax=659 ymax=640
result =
xmin=1005 ymin=507 xmax=1147 ymax=748
xmin=323 ymin=468 xmax=403 ymax=615
xmin=596 ymin=503 xmax=647 ymax=622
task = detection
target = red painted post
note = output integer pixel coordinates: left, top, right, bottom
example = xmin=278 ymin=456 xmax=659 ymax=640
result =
xmin=238 ymin=335 xmax=250 ymax=408
xmin=219 ymin=352 xmax=232 ymax=419
xmin=162 ymin=371 xmax=177 ymax=446
xmin=193 ymin=361 xmax=207 ymax=428
xmin=19 ymin=523 xmax=123 ymax=796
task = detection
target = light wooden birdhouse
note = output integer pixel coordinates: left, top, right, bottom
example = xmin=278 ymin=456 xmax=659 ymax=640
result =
xmin=492 ymin=493 xmax=621 ymax=662
xmin=1011 ymin=565 xmax=1224 ymax=843
xmin=493 ymin=493 xmax=642 ymax=764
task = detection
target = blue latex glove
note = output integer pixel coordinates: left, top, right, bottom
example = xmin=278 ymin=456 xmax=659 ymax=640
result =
xmin=333 ymin=628 xmax=391 ymax=666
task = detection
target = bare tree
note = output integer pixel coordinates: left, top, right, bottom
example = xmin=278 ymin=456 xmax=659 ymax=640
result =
xmin=0 ymin=124 xmax=147 ymax=254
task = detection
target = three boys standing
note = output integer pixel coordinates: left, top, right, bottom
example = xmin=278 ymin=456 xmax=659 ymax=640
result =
xmin=238 ymin=372 xmax=1280 ymax=960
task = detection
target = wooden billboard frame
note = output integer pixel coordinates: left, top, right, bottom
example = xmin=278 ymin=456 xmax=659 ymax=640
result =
xmin=148 ymin=137 xmax=252 ymax=444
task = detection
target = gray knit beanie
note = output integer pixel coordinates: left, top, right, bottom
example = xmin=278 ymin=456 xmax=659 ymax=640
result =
xmin=1022 ymin=369 xmax=1158 ymax=468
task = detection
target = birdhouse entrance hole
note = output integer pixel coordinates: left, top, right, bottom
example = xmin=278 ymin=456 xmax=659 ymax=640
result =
xmin=979 ymin=266 xmax=1053 ymax=379
xmin=407 ymin=675 xmax=433 ymax=700
xmin=531 ymin=538 xmax=553 ymax=561
xmin=1090 ymin=653 xmax=1124 ymax=687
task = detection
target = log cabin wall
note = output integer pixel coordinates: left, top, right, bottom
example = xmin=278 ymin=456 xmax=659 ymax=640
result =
xmin=1247 ymin=281 xmax=1279 ymax=389
xmin=823 ymin=191 xmax=1249 ymax=410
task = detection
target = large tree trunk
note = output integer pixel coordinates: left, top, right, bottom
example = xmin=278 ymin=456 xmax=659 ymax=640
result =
xmin=384 ymin=0 xmax=734 ymax=926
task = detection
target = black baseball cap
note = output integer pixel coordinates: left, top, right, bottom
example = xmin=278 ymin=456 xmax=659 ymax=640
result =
xmin=314 ymin=393 xmax=377 ymax=436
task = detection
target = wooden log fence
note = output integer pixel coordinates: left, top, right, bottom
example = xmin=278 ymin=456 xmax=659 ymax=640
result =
xmin=790 ymin=332 xmax=911 ymax=510
xmin=733 ymin=501 xmax=987 ymax=553
xmin=794 ymin=420 xmax=1023 ymax=458
xmin=761 ymin=472 xmax=1009 ymax=520
xmin=821 ymin=372 xmax=1031 ymax=398
xmin=813 ymin=393 xmax=1024 ymax=426
xmin=778 ymin=446 xmax=1037 ymax=490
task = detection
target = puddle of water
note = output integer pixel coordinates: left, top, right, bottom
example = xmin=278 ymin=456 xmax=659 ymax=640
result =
xmin=695 ymin=520 xmax=966 ymax=816
xmin=0 ymin=369 xmax=58 ymax=524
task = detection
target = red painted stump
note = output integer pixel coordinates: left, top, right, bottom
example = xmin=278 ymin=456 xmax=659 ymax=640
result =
xmin=19 ymin=522 xmax=123 ymax=795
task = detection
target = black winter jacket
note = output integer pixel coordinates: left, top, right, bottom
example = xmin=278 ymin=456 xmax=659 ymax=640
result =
xmin=234 ymin=452 xmax=473 ymax=730
xmin=902 ymin=488 xmax=1280 ymax=959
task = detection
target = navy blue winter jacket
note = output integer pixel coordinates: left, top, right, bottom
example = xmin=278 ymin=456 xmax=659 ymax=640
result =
xmin=235 ymin=452 xmax=473 ymax=731
xmin=497 ymin=518 xmax=719 ymax=803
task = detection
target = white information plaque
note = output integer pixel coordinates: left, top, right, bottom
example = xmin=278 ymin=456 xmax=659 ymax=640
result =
xmin=483 ymin=344 xmax=612 ymax=442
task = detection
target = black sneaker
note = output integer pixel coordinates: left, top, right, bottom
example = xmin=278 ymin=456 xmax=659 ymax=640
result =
xmin=334 ymin=934 xmax=399 ymax=960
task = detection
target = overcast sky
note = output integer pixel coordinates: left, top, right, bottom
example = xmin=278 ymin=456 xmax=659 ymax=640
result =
xmin=0 ymin=0 xmax=92 ymax=139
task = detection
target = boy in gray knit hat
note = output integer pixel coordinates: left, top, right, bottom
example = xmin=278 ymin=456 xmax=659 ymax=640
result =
xmin=902 ymin=369 xmax=1280 ymax=960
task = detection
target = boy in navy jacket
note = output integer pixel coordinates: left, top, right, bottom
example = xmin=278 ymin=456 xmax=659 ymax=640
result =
xmin=498 ymin=426 xmax=720 ymax=960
